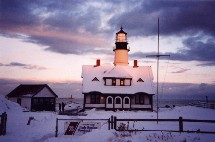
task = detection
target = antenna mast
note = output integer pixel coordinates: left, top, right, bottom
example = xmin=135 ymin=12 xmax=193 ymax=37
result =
xmin=147 ymin=18 xmax=170 ymax=123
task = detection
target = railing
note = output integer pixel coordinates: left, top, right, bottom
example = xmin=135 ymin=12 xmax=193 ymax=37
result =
xmin=0 ymin=112 xmax=7 ymax=136
xmin=190 ymin=101 xmax=215 ymax=109
xmin=109 ymin=116 xmax=215 ymax=134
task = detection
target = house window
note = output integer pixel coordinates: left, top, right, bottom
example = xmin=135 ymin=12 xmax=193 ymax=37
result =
xmin=120 ymin=79 xmax=124 ymax=86
xmin=91 ymin=94 xmax=100 ymax=104
xmin=135 ymin=94 xmax=144 ymax=104
xmin=112 ymin=79 xmax=116 ymax=86
xmin=108 ymin=97 xmax=112 ymax=104
xmin=116 ymin=98 xmax=121 ymax=104
xmin=124 ymin=98 xmax=129 ymax=104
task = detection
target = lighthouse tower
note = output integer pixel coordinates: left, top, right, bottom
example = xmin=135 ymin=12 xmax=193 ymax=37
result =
xmin=114 ymin=27 xmax=130 ymax=66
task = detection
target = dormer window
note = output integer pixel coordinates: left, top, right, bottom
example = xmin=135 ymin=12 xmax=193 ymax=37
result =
xmin=92 ymin=77 xmax=99 ymax=81
xmin=104 ymin=77 xmax=131 ymax=86
xmin=112 ymin=79 xmax=116 ymax=86
xmin=120 ymin=79 xmax=124 ymax=86
xmin=137 ymin=78 xmax=144 ymax=82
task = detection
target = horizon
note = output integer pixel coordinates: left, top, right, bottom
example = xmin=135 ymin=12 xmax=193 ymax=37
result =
xmin=1 ymin=1 xmax=215 ymax=97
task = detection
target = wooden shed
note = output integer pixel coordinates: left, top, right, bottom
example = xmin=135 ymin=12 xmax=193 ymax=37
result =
xmin=6 ymin=84 xmax=58 ymax=111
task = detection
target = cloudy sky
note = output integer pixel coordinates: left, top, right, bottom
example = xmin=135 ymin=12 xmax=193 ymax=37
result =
xmin=1 ymin=0 xmax=215 ymax=98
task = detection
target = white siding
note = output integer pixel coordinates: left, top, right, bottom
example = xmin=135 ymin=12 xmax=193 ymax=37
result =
xmin=34 ymin=87 xmax=55 ymax=97
xmin=144 ymin=95 xmax=150 ymax=104
xmin=116 ymin=79 xmax=120 ymax=86
xmin=21 ymin=98 xmax=31 ymax=110
xmin=125 ymin=79 xmax=130 ymax=86
xmin=8 ymin=97 xmax=31 ymax=110
xmin=106 ymin=79 xmax=112 ymax=85
xmin=8 ymin=98 xmax=17 ymax=103
xmin=131 ymin=105 xmax=151 ymax=108
xmin=86 ymin=95 xmax=91 ymax=104
xmin=85 ymin=104 xmax=105 ymax=107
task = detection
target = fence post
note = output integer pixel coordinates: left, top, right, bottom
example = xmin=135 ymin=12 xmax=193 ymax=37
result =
xmin=111 ymin=116 xmax=113 ymax=129
xmin=108 ymin=118 xmax=110 ymax=130
xmin=0 ymin=113 xmax=2 ymax=135
xmin=0 ymin=112 xmax=7 ymax=136
xmin=114 ymin=116 xmax=117 ymax=130
xmin=179 ymin=116 xmax=183 ymax=132
xmin=55 ymin=118 xmax=58 ymax=137
xmin=3 ymin=112 xmax=7 ymax=135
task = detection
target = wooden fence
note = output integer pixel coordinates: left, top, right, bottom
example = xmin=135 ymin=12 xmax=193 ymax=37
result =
xmin=109 ymin=116 xmax=215 ymax=134
xmin=190 ymin=102 xmax=215 ymax=109
xmin=0 ymin=112 xmax=7 ymax=136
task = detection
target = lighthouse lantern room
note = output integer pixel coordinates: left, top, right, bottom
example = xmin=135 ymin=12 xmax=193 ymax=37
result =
xmin=114 ymin=27 xmax=129 ymax=66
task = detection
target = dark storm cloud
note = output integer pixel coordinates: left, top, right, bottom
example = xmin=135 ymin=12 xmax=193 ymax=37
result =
xmin=1 ymin=62 xmax=47 ymax=70
xmin=131 ymin=34 xmax=215 ymax=64
xmin=5 ymin=62 xmax=27 ymax=67
xmin=1 ymin=0 xmax=215 ymax=58
xmin=109 ymin=1 xmax=215 ymax=36
xmin=0 ymin=0 xmax=107 ymax=55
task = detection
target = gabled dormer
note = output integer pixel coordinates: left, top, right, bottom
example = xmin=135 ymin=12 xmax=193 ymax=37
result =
xmin=137 ymin=78 xmax=144 ymax=82
xmin=92 ymin=77 xmax=99 ymax=81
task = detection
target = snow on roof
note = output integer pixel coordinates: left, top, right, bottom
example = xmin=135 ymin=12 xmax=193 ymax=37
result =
xmin=6 ymin=84 xmax=58 ymax=98
xmin=82 ymin=65 xmax=155 ymax=95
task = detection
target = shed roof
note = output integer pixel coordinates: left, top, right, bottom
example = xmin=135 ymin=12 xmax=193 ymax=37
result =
xmin=6 ymin=84 xmax=58 ymax=98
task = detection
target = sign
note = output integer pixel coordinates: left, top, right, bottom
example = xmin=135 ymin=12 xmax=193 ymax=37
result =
xmin=64 ymin=122 xmax=79 ymax=135
xmin=64 ymin=121 xmax=101 ymax=136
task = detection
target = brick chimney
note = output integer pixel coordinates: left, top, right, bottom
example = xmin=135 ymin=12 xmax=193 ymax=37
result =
xmin=133 ymin=60 xmax=138 ymax=68
xmin=94 ymin=59 xmax=100 ymax=67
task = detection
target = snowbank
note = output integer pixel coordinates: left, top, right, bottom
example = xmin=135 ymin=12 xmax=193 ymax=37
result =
xmin=0 ymin=96 xmax=215 ymax=142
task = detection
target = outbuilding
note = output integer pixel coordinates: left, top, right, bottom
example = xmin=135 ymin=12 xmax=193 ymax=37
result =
xmin=6 ymin=84 xmax=58 ymax=111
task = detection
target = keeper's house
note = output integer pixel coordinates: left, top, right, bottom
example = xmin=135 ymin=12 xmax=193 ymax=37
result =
xmin=82 ymin=27 xmax=155 ymax=111
xmin=6 ymin=84 xmax=58 ymax=111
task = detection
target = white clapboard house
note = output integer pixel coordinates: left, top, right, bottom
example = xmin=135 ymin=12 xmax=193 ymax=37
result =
xmin=6 ymin=84 xmax=58 ymax=111
xmin=82 ymin=27 xmax=155 ymax=111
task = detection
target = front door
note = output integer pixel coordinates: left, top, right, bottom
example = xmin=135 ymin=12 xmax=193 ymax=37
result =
xmin=115 ymin=96 xmax=122 ymax=109
xmin=106 ymin=96 xmax=113 ymax=109
xmin=123 ymin=97 xmax=130 ymax=109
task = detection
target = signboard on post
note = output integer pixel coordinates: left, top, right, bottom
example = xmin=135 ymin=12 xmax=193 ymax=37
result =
xmin=64 ymin=121 xmax=101 ymax=136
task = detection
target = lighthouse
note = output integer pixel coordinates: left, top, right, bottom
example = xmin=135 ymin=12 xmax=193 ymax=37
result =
xmin=81 ymin=27 xmax=155 ymax=111
xmin=114 ymin=27 xmax=129 ymax=66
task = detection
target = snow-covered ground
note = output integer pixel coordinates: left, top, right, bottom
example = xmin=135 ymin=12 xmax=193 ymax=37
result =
xmin=0 ymin=95 xmax=215 ymax=142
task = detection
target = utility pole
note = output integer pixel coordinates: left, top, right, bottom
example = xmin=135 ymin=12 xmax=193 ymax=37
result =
xmin=147 ymin=18 xmax=170 ymax=123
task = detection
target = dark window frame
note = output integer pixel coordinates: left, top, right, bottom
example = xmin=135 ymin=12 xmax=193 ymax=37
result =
xmin=115 ymin=98 xmax=121 ymax=104
xmin=107 ymin=97 xmax=113 ymax=104
xmin=135 ymin=94 xmax=144 ymax=104
xmin=91 ymin=94 xmax=100 ymax=104
xmin=124 ymin=98 xmax=129 ymax=104
xmin=112 ymin=79 xmax=116 ymax=86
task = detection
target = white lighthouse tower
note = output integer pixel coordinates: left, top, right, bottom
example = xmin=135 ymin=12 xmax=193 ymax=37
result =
xmin=114 ymin=27 xmax=130 ymax=66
